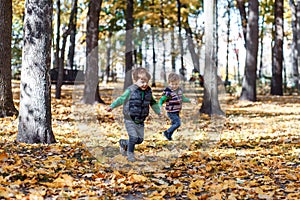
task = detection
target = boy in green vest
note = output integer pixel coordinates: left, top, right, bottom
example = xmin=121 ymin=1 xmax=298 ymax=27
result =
xmin=106 ymin=67 xmax=161 ymax=162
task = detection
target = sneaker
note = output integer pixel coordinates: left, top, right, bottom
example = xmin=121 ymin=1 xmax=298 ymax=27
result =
xmin=127 ymin=152 xmax=136 ymax=162
xmin=119 ymin=139 xmax=127 ymax=156
xmin=163 ymin=131 xmax=172 ymax=141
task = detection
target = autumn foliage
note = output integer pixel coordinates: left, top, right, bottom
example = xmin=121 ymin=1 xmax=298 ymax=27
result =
xmin=0 ymin=82 xmax=300 ymax=199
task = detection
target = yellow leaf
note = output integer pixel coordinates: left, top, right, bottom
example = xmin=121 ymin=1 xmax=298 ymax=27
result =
xmin=128 ymin=174 xmax=148 ymax=183
xmin=189 ymin=179 xmax=204 ymax=189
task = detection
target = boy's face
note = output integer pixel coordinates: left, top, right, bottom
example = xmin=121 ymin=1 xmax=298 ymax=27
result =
xmin=135 ymin=75 xmax=149 ymax=90
xmin=169 ymin=80 xmax=180 ymax=91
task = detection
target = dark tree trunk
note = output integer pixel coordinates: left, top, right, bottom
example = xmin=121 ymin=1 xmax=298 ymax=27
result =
xmin=123 ymin=0 xmax=134 ymax=90
xmin=171 ymin=30 xmax=176 ymax=72
xmin=297 ymin=0 xmax=300 ymax=89
xmin=225 ymin=0 xmax=231 ymax=85
xmin=151 ymin=27 xmax=156 ymax=87
xmin=160 ymin=0 xmax=167 ymax=83
xmin=0 ymin=0 xmax=18 ymax=118
xmin=177 ymin=0 xmax=184 ymax=80
xmin=258 ymin=14 xmax=265 ymax=78
xmin=54 ymin=0 xmax=60 ymax=74
xmin=105 ymin=30 xmax=112 ymax=82
xmin=240 ymin=0 xmax=259 ymax=101
xmin=17 ymin=0 xmax=56 ymax=144
xmin=55 ymin=0 xmax=77 ymax=99
xmin=83 ymin=0 xmax=104 ymax=104
xmin=271 ymin=0 xmax=284 ymax=95
xmin=67 ymin=0 xmax=78 ymax=70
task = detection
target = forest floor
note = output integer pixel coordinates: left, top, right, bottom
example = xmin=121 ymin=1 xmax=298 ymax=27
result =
xmin=0 ymin=80 xmax=300 ymax=199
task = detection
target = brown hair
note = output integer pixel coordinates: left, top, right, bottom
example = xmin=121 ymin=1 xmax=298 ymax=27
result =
xmin=168 ymin=72 xmax=180 ymax=83
xmin=132 ymin=67 xmax=151 ymax=82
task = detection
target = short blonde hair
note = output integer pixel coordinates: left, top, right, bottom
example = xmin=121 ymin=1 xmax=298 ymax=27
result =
xmin=168 ymin=72 xmax=180 ymax=83
xmin=132 ymin=67 xmax=151 ymax=82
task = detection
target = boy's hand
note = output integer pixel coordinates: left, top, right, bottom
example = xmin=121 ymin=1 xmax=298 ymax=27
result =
xmin=106 ymin=106 xmax=113 ymax=112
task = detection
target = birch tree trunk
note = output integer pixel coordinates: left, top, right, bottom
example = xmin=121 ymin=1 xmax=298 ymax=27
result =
xmin=200 ymin=0 xmax=224 ymax=116
xmin=17 ymin=0 xmax=55 ymax=144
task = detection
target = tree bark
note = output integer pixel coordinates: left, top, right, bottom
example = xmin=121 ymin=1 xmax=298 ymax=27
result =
xmin=83 ymin=0 xmax=104 ymax=104
xmin=184 ymin=20 xmax=200 ymax=72
xmin=289 ymin=0 xmax=299 ymax=91
xmin=239 ymin=0 xmax=259 ymax=101
xmin=123 ymin=0 xmax=134 ymax=90
xmin=236 ymin=0 xmax=247 ymax=47
xmin=271 ymin=0 xmax=284 ymax=95
xmin=17 ymin=0 xmax=56 ymax=144
xmin=0 ymin=0 xmax=18 ymax=118
xmin=200 ymin=0 xmax=224 ymax=116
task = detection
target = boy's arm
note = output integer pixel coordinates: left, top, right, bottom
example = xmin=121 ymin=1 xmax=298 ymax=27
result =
xmin=109 ymin=89 xmax=131 ymax=109
xmin=159 ymin=95 xmax=168 ymax=107
xmin=150 ymin=96 xmax=161 ymax=115
xmin=182 ymin=93 xmax=191 ymax=103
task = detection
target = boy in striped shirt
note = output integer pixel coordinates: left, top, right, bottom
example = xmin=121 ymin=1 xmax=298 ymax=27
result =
xmin=159 ymin=72 xmax=194 ymax=140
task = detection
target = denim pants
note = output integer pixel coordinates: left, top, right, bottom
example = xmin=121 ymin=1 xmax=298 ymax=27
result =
xmin=124 ymin=119 xmax=144 ymax=153
xmin=166 ymin=112 xmax=181 ymax=135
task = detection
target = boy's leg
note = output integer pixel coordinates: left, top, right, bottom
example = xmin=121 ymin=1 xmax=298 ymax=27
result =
xmin=125 ymin=119 xmax=144 ymax=162
xmin=166 ymin=112 xmax=181 ymax=139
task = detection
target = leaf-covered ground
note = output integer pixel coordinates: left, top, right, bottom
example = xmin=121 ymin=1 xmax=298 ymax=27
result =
xmin=0 ymin=81 xmax=300 ymax=199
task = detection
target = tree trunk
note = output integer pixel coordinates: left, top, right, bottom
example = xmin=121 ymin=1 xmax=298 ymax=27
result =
xmin=200 ymin=0 xmax=224 ymax=116
xmin=123 ymin=0 xmax=134 ymax=90
xmin=184 ymin=21 xmax=200 ymax=72
xmin=171 ymin=30 xmax=176 ymax=72
xmin=289 ymin=0 xmax=299 ymax=91
xmin=17 ymin=0 xmax=56 ymax=144
xmin=83 ymin=0 xmax=104 ymax=104
xmin=239 ymin=0 xmax=259 ymax=101
xmin=225 ymin=0 xmax=231 ymax=85
xmin=160 ymin=0 xmax=167 ymax=83
xmin=151 ymin=26 xmax=156 ymax=87
xmin=54 ymin=0 xmax=60 ymax=75
xmin=297 ymin=0 xmax=300 ymax=89
xmin=236 ymin=0 xmax=247 ymax=47
xmin=177 ymin=0 xmax=185 ymax=80
xmin=55 ymin=0 xmax=77 ymax=99
xmin=0 ymin=0 xmax=18 ymax=118
xmin=271 ymin=0 xmax=284 ymax=95
xmin=67 ymin=0 xmax=78 ymax=70
xmin=258 ymin=14 xmax=265 ymax=78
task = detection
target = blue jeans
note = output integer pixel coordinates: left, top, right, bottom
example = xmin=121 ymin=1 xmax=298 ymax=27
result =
xmin=166 ymin=112 xmax=181 ymax=135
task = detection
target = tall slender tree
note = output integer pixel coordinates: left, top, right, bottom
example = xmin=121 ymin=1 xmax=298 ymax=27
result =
xmin=0 ymin=0 xmax=18 ymax=118
xmin=177 ymin=0 xmax=185 ymax=80
xmin=17 ymin=0 xmax=56 ymax=144
xmin=271 ymin=0 xmax=283 ymax=95
xmin=289 ymin=0 xmax=299 ymax=91
xmin=297 ymin=0 xmax=300 ymax=80
xmin=123 ymin=0 xmax=134 ymax=90
xmin=56 ymin=0 xmax=78 ymax=99
xmin=200 ymin=0 xmax=224 ymax=116
xmin=67 ymin=0 xmax=78 ymax=70
xmin=83 ymin=0 xmax=104 ymax=104
xmin=239 ymin=0 xmax=259 ymax=101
